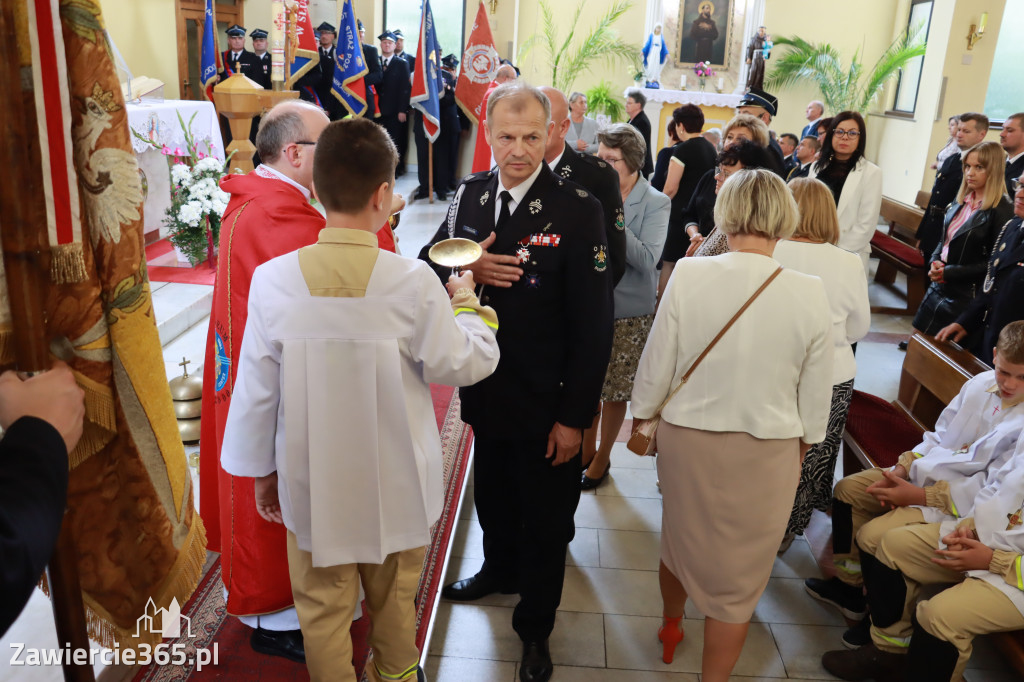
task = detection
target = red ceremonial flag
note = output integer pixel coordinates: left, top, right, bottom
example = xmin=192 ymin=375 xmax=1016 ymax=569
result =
xmin=455 ymin=2 xmax=500 ymax=126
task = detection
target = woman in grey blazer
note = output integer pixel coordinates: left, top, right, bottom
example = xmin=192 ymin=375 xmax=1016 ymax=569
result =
xmin=566 ymin=92 xmax=600 ymax=155
xmin=582 ymin=123 xmax=670 ymax=489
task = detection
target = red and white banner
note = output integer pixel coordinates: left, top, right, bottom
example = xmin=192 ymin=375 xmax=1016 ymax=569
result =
xmin=455 ymin=2 xmax=500 ymax=126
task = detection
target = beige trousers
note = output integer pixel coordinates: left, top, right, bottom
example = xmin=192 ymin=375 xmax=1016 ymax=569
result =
xmin=834 ymin=468 xmax=902 ymax=585
xmin=870 ymin=523 xmax=1024 ymax=681
xmin=286 ymin=533 xmax=426 ymax=682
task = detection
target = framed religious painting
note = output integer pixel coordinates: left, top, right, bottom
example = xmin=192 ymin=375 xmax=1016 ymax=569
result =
xmin=676 ymin=0 xmax=734 ymax=68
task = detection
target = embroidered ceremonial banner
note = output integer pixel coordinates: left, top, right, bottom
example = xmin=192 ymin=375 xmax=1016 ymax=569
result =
xmin=283 ymin=0 xmax=318 ymax=91
xmin=200 ymin=0 xmax=219 ymax=101
xmin=14 ymin=0 xmax=206 ymax=650
xmin=410 ymin=0 xmax=443 ymax=142
xmin=455 ymin=1 xmax=499 ymax=126
xmin=330 ymin=0 xmax=368 ymax=117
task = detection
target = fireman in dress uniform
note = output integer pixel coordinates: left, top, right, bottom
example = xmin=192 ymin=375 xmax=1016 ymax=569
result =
xmin=247 ymin=29 xmax=272 ymax=146
xmin=219 ymin=24 xmax=259 ymax=82
xmin=419 ymin=82 xmax=613 ymax=682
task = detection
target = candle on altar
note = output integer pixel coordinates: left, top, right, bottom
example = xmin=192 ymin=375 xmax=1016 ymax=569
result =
xmin=717 ymin=77 xmax=724 ymax=90
xmin=680 ymin=74 xmax=687 ymax=90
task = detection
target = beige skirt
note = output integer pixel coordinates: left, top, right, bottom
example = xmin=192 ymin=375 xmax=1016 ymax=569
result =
xmin=657 ymin=421 xmax=799 ymax=623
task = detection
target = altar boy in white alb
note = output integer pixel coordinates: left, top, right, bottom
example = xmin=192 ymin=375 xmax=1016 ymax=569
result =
xmin=220 ymin=117 xmax=500 ymax=682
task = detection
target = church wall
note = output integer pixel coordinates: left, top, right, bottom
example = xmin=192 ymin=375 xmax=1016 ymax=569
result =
xmin=100 ymin=0 xmax=181 ymax=90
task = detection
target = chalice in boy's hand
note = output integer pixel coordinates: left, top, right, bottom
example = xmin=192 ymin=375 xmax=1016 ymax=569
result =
xmin=428 ymin=237 xmax=483 ymax=275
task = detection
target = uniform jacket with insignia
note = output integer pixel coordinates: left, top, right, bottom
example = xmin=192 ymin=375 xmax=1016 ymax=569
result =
xmin=552 ymin=142 xmax=626 ymax=285
xmin=419 ymin=165 xmax=614 ymax=438
xmin=219 ymin=49 xmax=260 ymax=82
xmin=251 ymin=52 xmax=272 ymax=89
xmin=957 ymin=216 xmax=1024 ymax=365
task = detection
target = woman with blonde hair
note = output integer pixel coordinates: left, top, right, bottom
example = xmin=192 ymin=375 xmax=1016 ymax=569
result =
xmin=773 ymin=178 xmax=870 ymax=551
xmin=632 ymin=169 xmax=833 ymax=681
xmin=912 ymin=140 xmax=1013 ymax=339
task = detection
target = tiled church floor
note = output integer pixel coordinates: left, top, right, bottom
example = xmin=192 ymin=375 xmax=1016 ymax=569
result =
xmin=2 ymin=172 xmax=1017 ymax=681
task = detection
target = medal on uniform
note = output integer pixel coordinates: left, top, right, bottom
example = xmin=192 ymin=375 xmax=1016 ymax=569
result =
xmin=1008 ymin=498 xmax=1024 ymax=530
xmin=526 ymin=273 xmax=541 ymax=288
xmin=516 ymin=245 xmax=531 ymax=263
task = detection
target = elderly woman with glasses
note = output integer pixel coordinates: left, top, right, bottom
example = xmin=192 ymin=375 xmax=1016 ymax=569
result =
xmin=581 ymin=124 xmax=670 ymax=489
xmin=632 ymin=168 xmax=833 ymax=681
xmin=808 ymin=111 xmax=883 ymax=272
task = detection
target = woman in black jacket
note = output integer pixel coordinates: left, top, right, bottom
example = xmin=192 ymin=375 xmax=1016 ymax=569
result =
xmin=913 ymin=141 xmax=1013 ymax=339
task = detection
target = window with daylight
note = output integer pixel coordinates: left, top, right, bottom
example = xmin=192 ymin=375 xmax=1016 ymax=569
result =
xmin=383 ymin=0 xmax=466 ymax=65
xmin=983 ymin=1 xmax=1024 ymax=122
xmin=890 ymin=0 xmax=932 ymax=115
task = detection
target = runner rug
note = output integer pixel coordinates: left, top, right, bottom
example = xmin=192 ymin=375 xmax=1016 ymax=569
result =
xmin=133 ymin=384 xmax=472 ymax=681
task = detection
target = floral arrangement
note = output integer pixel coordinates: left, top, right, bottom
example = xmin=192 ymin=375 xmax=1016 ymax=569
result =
xmin=693 ymin=61 xmax=715 ymax=78
xmin=131 ymin=112 xmax=232 ymax=266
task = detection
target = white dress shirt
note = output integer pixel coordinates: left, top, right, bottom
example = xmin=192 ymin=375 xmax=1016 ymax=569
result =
xmin=494 ymin=161 xmax=544 ymax=225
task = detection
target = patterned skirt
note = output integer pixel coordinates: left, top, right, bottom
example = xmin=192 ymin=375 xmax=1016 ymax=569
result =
xmin=600 ymin=314 xmax=655 ymax=402
xmin=786 ymin=379 xmax=856 ymax=535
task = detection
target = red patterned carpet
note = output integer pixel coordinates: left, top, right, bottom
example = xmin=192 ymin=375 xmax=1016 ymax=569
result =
xmin=133 ymin=384 xmax=473 ymax=680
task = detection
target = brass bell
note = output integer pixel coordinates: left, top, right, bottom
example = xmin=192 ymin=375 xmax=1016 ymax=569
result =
xmin=170 ymin=357 xmax=203 ymax=445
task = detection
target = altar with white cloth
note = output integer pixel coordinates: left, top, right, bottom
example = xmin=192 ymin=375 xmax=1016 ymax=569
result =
xmin=634 ymin=87 xmax=742 ymax=153
xmin=126 ymin=99 xmax=225 ymax=239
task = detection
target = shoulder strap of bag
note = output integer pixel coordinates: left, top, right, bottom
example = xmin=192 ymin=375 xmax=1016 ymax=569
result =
xmin=652 ymin=265 xmax=784 ymax=416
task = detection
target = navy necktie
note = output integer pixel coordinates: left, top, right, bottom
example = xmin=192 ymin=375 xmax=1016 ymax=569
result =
xmin=495 ymin=191 xmax=512 ymax=232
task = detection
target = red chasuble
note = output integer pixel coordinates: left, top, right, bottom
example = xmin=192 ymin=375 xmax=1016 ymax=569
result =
xmin=200 ymin=170 xmax=325 ymax=616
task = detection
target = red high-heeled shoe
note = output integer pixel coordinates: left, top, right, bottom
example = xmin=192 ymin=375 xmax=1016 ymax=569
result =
xmin=658 ymin=615 xmax=684 ymax=663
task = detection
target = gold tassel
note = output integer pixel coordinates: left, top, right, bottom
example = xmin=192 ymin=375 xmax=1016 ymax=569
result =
xmin=77 ymin=372 xmax=117 ymax=432
xmin=50 ymin=243 xmax=88 ymax=284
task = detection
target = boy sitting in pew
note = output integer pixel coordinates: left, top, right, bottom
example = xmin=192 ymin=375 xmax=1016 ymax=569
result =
xmin=804 ymin=322 xmax=1024 ymax=649
xmin=821 ymin=368 xmax=1024 ymax=680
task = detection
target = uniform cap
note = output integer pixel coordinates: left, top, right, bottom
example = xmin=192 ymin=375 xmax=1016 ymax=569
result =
xmin=226 ymin=24 xmax=246 ymax=37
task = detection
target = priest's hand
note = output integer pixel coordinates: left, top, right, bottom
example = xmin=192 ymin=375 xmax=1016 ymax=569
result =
xmin=254 ymin=472 xmax=283 ymax=524
xmin=464 ymin=232 xmax=523 ymax=288
xmin=546 ymin=422 xmax=582 ymax=466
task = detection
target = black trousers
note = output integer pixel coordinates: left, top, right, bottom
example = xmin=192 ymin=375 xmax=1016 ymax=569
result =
xmin=472 ymin=434 xmax=582 ymax=642
xmin=380 ymin=113 xmax=408 ymax=171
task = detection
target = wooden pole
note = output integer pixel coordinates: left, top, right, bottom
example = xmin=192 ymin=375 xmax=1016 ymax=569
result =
xmin=428 ymin=141 xmax=434 ymax=204
xmin=0 ymin=4 xmax=94 ymax=681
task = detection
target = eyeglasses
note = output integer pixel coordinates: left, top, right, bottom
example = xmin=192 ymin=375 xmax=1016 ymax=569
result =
xmin=294 ymin=141 xmax=317 ymax=146
xmin=833 ymin=129 xmax=861 ymax=140
xmin=601 ymin=156 xmax=624 ymax=165
xmin=1014 ymin=179 xmax=1023 ymax=193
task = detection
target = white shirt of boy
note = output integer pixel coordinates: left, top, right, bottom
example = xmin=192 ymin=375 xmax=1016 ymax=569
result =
xmin=940 ymin=439 xmax=1024 ymax=614
xmin=221 ymin=228 xmax=500 ymax=567
xmin=904 ymin=371 xmax=1024 ymax=523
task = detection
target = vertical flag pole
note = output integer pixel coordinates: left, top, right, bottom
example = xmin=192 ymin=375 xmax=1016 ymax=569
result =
xmin=428 ymin=142 xmax=435 ymax=204
xmin=0 ymin=3 xmax=93 ymax=680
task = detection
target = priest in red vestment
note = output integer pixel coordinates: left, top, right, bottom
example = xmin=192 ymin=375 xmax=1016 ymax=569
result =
xmin=200 ymin=101 xmax=330 ymax=662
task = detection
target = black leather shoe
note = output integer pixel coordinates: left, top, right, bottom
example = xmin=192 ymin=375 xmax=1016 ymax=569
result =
xmin=436 ymin=191 xmax=448 ymax=201
xmin=580 ymin=465 xmax=610 ymax=491
xmin=250 ymin=627 xmax=305 ymax=663
xmin=897 ymin=340 xmax=908 ymax=351
xmin=441 ymin=571 xmax=515 ymax=601
xmin=519 ymin=640 xmax=552 ymax=682
xmin=414 ymin=190 xmax=429 ymax=201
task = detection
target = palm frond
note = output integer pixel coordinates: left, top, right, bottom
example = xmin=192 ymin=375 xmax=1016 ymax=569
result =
xmin=766 ymin=29 xmax=927 ymax=114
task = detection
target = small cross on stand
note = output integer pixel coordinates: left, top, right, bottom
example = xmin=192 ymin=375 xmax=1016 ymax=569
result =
xmin=179 ymin=356 xmax=191 ymax=378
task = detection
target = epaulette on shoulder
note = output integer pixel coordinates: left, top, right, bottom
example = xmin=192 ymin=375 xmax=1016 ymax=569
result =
xmin=553 ymin=178 xmax=594 ymax=202
xmin=463 ymin=170 xmax=495 ymax=183
xmin=578 ymin=153 xmax=611 ymax=172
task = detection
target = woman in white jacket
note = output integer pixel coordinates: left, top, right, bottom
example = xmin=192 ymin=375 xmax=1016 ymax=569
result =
xmin=774 ymin=178 xmax=871 ymax=552
xmin=808 ymin=111 xmax=883 ymax=272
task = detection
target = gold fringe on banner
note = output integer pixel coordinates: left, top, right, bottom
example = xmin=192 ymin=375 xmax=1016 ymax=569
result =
xmin=82 ymin=516 xmax=208 ymax=651
xmin=50 ymin=242 xmax=88 ymax=284
xmin=67 ymin=371 xmax=117 ymax=467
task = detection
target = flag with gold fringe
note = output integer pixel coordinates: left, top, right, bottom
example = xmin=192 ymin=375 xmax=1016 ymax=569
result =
xmin=3 ymin=0 xmax=207 ymax=651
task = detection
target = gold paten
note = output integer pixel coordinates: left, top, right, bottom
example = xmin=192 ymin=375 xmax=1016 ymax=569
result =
xmin=428 ymin=238 xmax=483 ymax=268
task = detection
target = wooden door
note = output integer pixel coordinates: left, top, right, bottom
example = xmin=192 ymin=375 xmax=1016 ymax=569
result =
xmin=175 ymin=0 xmax=245 ymax=100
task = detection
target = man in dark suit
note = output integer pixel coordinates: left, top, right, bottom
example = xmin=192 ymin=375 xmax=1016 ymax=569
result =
xmin=441 ymin=55 xmax=467 ymax=189
xmin=542 ymin=86 xmax=626 ymax=285
xmin=0 ymin=362 xmax=84 ymax=637
xmin=412 ymin=57 xmax=459 ymax=201
xmin=394 ymin=29 xmax=412 ymax=71
xmin=1002 ymin=113 xmax=1024 ymax=195
xmin=378 ymin=31 xmax=411 ymax=176
xmin=219 ymin=24 xmax=259 ymax=82
xmin=801 ymin=100 xmax=824 ymax=140
xmin=787 ymin=135 xmax=819 ymax=181
xmin=424 ymin=83 xmax=613 ymax=682
xmin=917 ymin=112 xmax=989 ymax=259
xmin=314 ymin=22 xmax=347 ymax=121
xmin=938 ymin=172 xmax=1024 ymax=365
xmin=625 ymin=88 xmax=654 ymax=177
xmin=738 ymin=87 xmax=787 ymax=174
xmin=249 ymin=29 xmax=272 ymax=89
xmin=778 ymin=132 xmax=799 ymax=176
xmin=357 ymin=20 xmax=382 ymax=118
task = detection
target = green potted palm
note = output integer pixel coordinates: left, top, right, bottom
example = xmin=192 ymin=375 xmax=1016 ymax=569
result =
xmin=586 ymin=80 xmax=625 ymax=123
xmin=765 ymin=31 xmax=927 ymax=113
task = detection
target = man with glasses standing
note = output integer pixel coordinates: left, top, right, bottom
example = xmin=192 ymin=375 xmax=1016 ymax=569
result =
xmin=200 ymin=100 xmax=330 ymax=664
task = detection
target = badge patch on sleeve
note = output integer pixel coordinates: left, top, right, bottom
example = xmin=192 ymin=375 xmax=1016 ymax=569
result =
xmin=593 ymin=245 xmax=608 ymax=272
xmin=615 ymin=209 xmax=625 ymax=231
